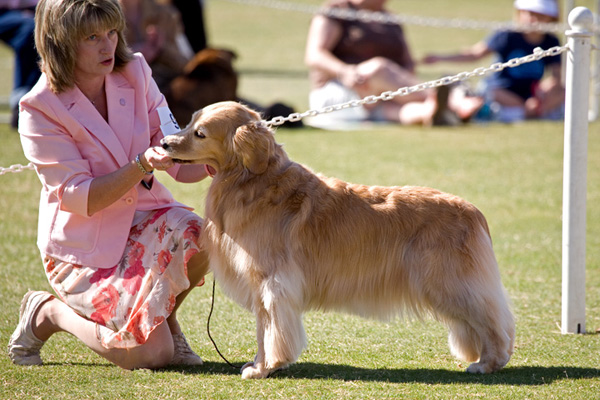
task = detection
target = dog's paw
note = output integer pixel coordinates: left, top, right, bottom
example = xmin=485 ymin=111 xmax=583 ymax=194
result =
xmin=466 ymin=361 xmax=495 ymax=374
xmin=240 ymin=362 xmax=270 ymax=379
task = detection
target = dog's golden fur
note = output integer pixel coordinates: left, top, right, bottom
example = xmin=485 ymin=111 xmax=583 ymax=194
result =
xmin=161 ymin=101 xmax=515 ymax=379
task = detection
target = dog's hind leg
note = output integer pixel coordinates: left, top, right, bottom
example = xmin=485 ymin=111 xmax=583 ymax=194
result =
xmin=446 ymin=299 xmax=514 ymax=374
xmin=241 ymin=277 xmax=307 ymax=379
xmin=442 ymin=280 xmax=514 ymax=374
xmin=461 ymin=289 xmax=514 ymax=374
xmin=448 ymin=269 xmax=514 ymax=371
xmin=438 ymin=228 xmax=515 ymax=373
xmin=447 ymin=319 xmax=481 ymax=363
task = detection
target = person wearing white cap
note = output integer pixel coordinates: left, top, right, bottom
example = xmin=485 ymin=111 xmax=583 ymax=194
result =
xmin=423 ymin=0 xmax=564 ymax=123
xmin=513 ymin=0 xmax=559 ymax=19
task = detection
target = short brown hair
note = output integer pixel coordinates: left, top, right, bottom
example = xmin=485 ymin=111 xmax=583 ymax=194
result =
xmin=35 ymin=0 xmax=134 ymax=93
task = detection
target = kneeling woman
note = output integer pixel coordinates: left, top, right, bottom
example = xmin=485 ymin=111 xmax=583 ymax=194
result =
xmin=8 ymin=0 xmax=210 ymax=369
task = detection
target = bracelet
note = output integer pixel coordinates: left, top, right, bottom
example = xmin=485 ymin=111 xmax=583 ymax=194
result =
xmin=135 ymin=154 xmax=153 ymax=175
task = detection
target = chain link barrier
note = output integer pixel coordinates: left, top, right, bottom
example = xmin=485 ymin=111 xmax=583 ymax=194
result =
xmin=0 ymin=45 xmax=570 ymax=173
xmin=265 ymin=44 xmax=569 ymax=127
xmin=0 ymin=163 xmax=35 ymax=175
xmin=221 ymin=0 xmax=571 ymax=33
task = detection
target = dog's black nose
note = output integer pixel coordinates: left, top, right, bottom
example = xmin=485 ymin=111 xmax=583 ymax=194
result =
xmin=161 ymin=140 xmax=169 ymax=150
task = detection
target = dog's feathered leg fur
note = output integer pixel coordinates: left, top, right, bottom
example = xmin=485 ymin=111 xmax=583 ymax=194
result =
xmin=242 ymin=274 xmax=307 ymax=379
xmin=439 ymin=226 xmax=515 ymax=373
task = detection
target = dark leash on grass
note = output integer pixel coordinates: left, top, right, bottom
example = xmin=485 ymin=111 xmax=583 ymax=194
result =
xmin=207 ymin=276 xmax=244 ymax=369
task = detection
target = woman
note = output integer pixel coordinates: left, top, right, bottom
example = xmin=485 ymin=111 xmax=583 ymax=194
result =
xmin=8 ymin=0 xmax=210 ymax=370
xmin=423 ymin=0 xmax=564 ymax=122
xmin=304 ymin=0 xmax=482 ymax=127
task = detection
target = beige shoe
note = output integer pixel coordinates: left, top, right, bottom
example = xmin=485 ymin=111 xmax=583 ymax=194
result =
xmin=170 ymin=332 xmax=203 ymax=366
xmin=7 ymin=290 xmax=53 ymax=366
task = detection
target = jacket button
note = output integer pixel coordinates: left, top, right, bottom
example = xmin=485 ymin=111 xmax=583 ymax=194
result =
xmin=125 ymin=197 xmax=134 ymax=205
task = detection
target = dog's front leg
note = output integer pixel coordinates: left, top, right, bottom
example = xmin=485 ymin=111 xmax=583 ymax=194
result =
xmin=241 ymin=280 xmax=307 ymax=379
xmin=241 ymin=304 xmax=269 ymax=379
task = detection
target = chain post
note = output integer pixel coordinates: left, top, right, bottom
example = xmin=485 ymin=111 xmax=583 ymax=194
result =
xmin=561 ymin=7 xmax=593 ymax=335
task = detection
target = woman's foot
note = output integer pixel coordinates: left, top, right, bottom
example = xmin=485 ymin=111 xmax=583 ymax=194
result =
xmin=170 ymin=332 xmax=203 ymax=366
xmin=7 ymin=291 xmax=54 ymax=365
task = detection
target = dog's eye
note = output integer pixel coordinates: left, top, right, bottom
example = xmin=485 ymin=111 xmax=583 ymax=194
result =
xmin=195 ymin=131 xmax=206 ymax=139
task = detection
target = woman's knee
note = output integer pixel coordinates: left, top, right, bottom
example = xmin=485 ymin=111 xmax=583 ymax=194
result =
xmin=187 ymin=251 xmax=210 ymax=282
xmin=140 ymin=345 xmax=174 ymax=369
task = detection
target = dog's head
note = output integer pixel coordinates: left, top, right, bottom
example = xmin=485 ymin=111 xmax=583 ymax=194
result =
xmin=161 ymin=101 xmax=275 ymax=175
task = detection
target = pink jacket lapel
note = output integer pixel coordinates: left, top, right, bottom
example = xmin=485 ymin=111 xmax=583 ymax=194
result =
xmin=106 ymin=72 xmax=135 ymax=158
xmin=57 ymin=76 xmax=134 ymax=167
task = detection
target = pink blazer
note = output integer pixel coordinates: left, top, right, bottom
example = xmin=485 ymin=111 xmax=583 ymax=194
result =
xmin=19 ymin=54 xmax=190 ymax=268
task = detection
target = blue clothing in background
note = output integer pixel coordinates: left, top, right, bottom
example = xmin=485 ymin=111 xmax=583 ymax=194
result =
xmin=0 ymin=5 xmax=41 ymax=127
xmin=485 ymin=31 xmax=561 ymax=100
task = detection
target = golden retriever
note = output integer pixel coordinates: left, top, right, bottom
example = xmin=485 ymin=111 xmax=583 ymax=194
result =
xmin=160 ymin=101 xmax=515 ymax=379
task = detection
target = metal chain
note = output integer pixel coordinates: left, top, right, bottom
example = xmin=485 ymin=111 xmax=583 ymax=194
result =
xmin=0 ymin=162 xmax=35 ymax=176
xmin=265 ymin=45 xmax=569 ymax=127
xmin=221 ymin=0 xmax=570 ymax=33
xmin=0 ymin=46 xmax=570 ymax=171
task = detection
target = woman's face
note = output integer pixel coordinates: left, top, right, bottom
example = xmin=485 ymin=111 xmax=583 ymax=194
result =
xmin=74 ymin=28 xmax=119 ymax=83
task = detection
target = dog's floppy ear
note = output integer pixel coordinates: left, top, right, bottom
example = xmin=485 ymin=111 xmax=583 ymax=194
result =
xmin=232 ymin=122 xmax=271 ymax=174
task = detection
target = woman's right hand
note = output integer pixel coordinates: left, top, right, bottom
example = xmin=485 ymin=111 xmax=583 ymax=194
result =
xmin=141 ymin=146 xmax=174 ymax=172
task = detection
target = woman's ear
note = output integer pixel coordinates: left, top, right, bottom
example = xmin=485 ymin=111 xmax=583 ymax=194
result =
xmin=232 ymin=122 xmax=272 ymax=174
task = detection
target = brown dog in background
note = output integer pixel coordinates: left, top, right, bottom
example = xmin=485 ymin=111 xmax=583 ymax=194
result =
xmin=165 ymin=48 xmax=238 ymax=126
xmin=161 ymin=101 xmax=515 ymax=379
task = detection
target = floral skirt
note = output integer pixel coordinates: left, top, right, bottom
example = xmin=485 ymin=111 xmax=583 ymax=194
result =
xmin=44 ymin=207 xmax=204 ymax=349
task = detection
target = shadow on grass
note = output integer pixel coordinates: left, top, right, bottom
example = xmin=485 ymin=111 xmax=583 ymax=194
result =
xmin=38 ymin=360 xmax=600 ymax=385
xmin=175 ymin=362 xmax=600 ymax=385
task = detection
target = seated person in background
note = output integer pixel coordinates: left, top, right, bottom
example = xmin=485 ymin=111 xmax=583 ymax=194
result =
xmin=171 ymin=0 xmax=207 ymax=53
xmin=0 ymin=0 xmax=41 ymax=128
xmin=423 ymin=0 xmax=564 ymax=123
xmin=304 ymin=0 xmax=482 ymax=127
xmin=119 ymin=0 xmax=192 ymax=93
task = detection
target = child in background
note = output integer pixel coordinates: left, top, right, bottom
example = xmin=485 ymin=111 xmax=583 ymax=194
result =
xmin=423 ymin=0 xmax=564 ymax=123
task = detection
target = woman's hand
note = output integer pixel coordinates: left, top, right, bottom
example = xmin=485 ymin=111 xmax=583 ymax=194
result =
xmin=141 ymin=146 xmax=174 ymax=172
xmin=338 ymin=64 xmax=366 ymax=90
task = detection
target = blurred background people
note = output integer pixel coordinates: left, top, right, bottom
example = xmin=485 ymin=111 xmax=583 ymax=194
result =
xmin=0 ymin=0 xmax=41 ymax=128
xmin=423 ymin=0 xmax=564 ymax=123
xmin=119 ymin=0 xmax=193 ymax=92
xmin=304 ymin=0 xmax=482 ymax=128
xmin=171 ymin=0 xmax=207 ymax=53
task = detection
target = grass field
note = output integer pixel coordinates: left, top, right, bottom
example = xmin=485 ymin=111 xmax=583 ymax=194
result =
xmin=1 ymin=0 xmax=600 ymax=399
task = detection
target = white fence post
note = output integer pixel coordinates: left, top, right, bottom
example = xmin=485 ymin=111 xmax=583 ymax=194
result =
xmin=561 ymin=7 xmax=593 ymax=335
xmin=590 ymin=1 xmax=600 ymax=121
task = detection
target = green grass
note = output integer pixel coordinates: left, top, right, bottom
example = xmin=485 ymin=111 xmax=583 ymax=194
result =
xmin=1 ymin=0 xmax=600 ymax=399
